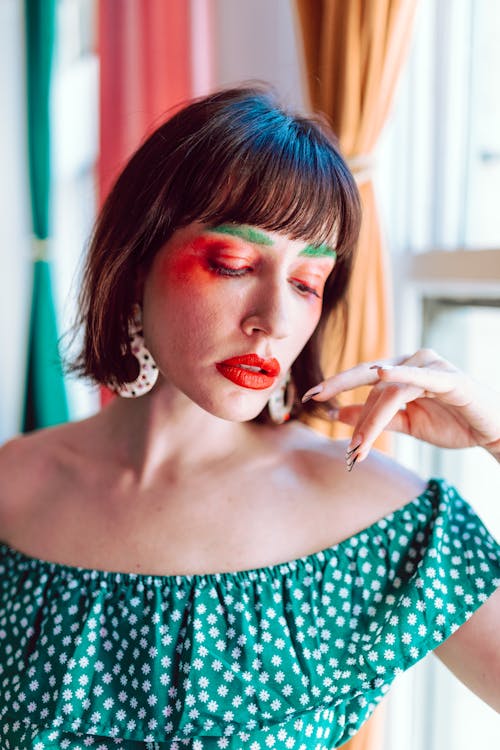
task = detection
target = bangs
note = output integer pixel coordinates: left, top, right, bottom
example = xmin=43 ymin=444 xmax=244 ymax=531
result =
xmin=166 ymin=96 xmax=360 ymax=256
xmin=67 ymin=85 xmax=361 ymax=401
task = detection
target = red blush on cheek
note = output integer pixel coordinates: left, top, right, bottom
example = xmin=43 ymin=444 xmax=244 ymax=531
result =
xmin=156 ymin=246 xmax=215 ymax=288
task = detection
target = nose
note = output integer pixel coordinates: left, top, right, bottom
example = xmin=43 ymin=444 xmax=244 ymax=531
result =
xmin=241 ymin=281 xmax=292 ymax=340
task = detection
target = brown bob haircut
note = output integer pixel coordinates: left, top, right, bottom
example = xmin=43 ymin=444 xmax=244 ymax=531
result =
xmin=68 ymin=84 xmax=362 ymax=422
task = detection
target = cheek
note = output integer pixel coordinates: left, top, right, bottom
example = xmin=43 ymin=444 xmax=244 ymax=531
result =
xmin=159 ymin=252 xmax=209 ymax=287
xmin=294 ymin=305 xmax=323 ymax=351
xmin=152 ymin=253 xmax=232 ymax=329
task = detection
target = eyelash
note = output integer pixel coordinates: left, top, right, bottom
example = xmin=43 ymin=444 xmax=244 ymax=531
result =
xmin=209 ymin=263 xmax=249 ymax=278
xmin=209 ymin=262 xmax=321 ymax=298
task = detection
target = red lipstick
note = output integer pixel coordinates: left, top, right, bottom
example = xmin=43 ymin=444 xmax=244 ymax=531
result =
xmin=216 ymin=353 xmax=281 ymax=390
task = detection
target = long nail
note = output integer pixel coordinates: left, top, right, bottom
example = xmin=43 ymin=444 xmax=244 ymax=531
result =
xmin=301 ymin=385 xmax=323 ymax=403
xmin=345 ymin=443 xmax=361 ymax=458
xmin=346 ymin=437 xmax=362 ymax=455
xmin=346 ymin=454 xmax=359 ymax=472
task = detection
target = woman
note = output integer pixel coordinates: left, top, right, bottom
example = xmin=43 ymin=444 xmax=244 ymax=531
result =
xmin=0 ymin=85 xmax=499 ymax=750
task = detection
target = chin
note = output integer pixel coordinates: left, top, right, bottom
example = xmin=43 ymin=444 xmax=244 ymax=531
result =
xmin=194 ymin=390 xmax=269 ymax=423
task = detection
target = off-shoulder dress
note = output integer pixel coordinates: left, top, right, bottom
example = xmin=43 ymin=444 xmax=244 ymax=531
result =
xmin=1 ymin=478 xmax=499 ymax=749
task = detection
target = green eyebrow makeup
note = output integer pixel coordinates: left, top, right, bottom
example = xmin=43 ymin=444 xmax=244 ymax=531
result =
xmin=299 ymin=244 xmax=337 ymax=259
xmin=208 ymin=224 xmax=336 ymax=259
xmin=208 ymin=224 xmax=275 ymax=247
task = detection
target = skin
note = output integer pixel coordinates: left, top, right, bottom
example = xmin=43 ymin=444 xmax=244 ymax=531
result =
xmin=0 ymin=223 xmax=499 ymax=710
xmin=302 ymin=349 xmax=500 ymax=464
xmin=139 ymin=222 xmax=335 ymax=423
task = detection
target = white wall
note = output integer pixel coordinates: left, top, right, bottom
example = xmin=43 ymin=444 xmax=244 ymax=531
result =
xmin=214 ymin=0 xmax=306 ymax=111
xmin=0 ymin=0 xmax=31 ymax=442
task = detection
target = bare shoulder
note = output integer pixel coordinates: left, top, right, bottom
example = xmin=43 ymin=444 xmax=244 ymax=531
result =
xmin=282 ymin=420 xmax=429 ymax=522
xmin=0 ymin=424 xmax=77 ymax=538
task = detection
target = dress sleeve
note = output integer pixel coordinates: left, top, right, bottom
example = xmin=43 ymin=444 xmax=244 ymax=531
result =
xmin=359 ymin=478 xmax=500 ymax=681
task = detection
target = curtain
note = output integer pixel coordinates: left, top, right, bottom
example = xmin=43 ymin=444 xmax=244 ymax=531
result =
xmin=22 ymin=0 xmax=69 ymax=431
xmin=295 ymin=0 xmax=417 ymax=454
xmin=98 ymin=0 xmax=195 ymax=405
xmin=98 ymin=0 xmax=193 ymax=201
xmin=294 ymin=2 xmax=418 ymax=748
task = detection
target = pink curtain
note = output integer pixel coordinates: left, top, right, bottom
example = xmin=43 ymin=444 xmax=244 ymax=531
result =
xmin=98 ymin=0 xmax=193 ymax=202
xmin=97 ymin=0 xmax=215 ymax=405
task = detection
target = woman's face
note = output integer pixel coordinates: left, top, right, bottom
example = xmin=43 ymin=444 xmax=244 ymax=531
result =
xmin=141 ymin=222 xmax=336 ymax=421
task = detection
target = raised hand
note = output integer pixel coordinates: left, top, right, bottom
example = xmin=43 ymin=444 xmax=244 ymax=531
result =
xmin=301 ymin=348 xmax=500 ymax=468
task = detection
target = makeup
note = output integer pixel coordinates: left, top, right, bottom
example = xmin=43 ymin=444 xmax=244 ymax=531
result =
xmin=208 ymin=224 xmax=274 ymax=246
xmin=216 ymin=353 xmax=280 ymax=390
xmin=300 ymin=244 xmax=337 ymax=259
xmin=163 ymin=237 xmax=257 ymax=285
xmin=210 ymin=226 xmax=336 ymax=261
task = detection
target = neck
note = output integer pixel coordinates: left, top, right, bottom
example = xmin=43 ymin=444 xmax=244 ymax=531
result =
xmin=95 ymin=379 xmax=257 ymax=488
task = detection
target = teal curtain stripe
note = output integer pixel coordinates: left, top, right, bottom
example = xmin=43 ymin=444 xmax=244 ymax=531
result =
xmin=25 ymin=0 xmax=56 ymax=239
xmin=22 ymin=0 xmax=69 ymax=432
xmin=22 ymin=261 xmax=69 ymax=431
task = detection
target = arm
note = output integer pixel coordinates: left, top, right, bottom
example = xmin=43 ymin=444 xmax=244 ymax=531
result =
xmin=433 ymin=586 xmax=500 ymax=713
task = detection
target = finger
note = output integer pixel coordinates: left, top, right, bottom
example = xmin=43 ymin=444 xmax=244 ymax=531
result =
xmin=346 ymin=385 xmax=391 ymax=450
xmin=330 ymin=404 xmax=360 ymax=425
xmin=301 ymin=354 xmax=413 ymax=402
xmin=331 ymin=385 xmax=385 ymax=426
xmin=348 ymin=383 xmax=422 ymax=459
xmin=337 ymin=403 xmax=412 ymax=434
xmin=370 ymin=363 xmax=469 ymax=402
xmin=301 ymin=348 xmax=445 ymax=402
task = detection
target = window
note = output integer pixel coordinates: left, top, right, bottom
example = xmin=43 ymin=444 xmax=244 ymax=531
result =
xmin=376 ymin=1 xmax=500 ymax=747
xmin=52 ymin=0 xmax=100 ymax=418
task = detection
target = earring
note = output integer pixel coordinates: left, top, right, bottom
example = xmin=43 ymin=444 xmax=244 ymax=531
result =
xmin=268 ymin=370 xmax=296 ymax=424
xmin=112 ymin=304 xmax=159 ymax=398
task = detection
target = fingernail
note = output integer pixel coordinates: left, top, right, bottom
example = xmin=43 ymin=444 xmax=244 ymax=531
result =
xmin=301 ymin=384 xmax=323 ymax=403
xmin=345 ymin=446 xmax=360 ymax=460
xmin=346 ymin=454 xmax=359 ymax=472
xmin=347 ymin=435 xmax=363 ymax=453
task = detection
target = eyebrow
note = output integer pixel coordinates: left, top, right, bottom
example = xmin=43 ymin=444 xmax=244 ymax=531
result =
xmin=208 ymin=224 xmax=274 ymax=246
xmin=299 ymin=244 xmax=337 ymax=259
xmin=208 ymin=223 xmax=336 ymax=259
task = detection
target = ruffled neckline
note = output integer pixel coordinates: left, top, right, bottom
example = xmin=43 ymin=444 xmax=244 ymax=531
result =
xmin=0 ymin=478 xmax=439 ymax=586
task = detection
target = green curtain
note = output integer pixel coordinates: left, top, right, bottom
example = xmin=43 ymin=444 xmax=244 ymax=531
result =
xmin=22 ymin=0 xmax=69 ymax=431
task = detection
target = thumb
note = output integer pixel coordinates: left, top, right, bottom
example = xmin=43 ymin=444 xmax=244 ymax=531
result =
xmin=329 ymin=404 xmax=362 ymax=425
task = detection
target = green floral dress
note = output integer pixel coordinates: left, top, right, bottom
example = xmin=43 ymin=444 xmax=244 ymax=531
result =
xmin=1 ymin=478 xmax=499 ymax=750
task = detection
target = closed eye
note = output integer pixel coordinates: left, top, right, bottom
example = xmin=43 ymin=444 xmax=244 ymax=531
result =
xmin=209 ymin=261 xmax=321 ymax=297
xmin=208 ymin=261 xmax=252 ymax=277
xmin=290 ymin=279 xmax=321 ymax=298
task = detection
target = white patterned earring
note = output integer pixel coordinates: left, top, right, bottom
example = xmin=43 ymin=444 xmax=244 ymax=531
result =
xmin=267 ymin=370 xmax=296 ymax=424
xmin=113 ymin=304 xmax=159 ymax=398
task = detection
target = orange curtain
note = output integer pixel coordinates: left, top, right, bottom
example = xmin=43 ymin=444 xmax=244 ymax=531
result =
xmin=294 ymin=2 xmax=417 ymax=748
xmin=295 ymin=0 xmax=417 ymax=454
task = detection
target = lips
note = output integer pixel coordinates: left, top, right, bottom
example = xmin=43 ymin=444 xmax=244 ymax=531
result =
xmin=216 ymin=353 xmax=281 ymax=390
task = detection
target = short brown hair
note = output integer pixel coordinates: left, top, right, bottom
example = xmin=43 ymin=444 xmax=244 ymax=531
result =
xmin=66 ymin=84 xmax=361 ymax=421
